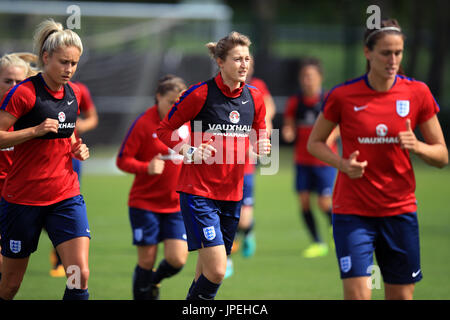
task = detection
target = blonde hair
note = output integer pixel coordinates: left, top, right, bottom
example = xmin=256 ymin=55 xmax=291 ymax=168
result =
xmin=0 ymin=52 xmax=39 ymax=77
xmin=206 ymin=31 xmax=251 ymax=61
xmin=33 ymin=18 xmax=83 ymax=68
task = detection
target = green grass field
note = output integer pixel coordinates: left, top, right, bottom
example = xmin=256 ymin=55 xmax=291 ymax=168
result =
xmin=13 ymin=147 xmax=450 ymax=300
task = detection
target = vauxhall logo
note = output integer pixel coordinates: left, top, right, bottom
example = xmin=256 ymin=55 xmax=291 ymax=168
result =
xmin=357 ymin=123 xmax=399 ymax=144
xmin=57 ymin=111 xmax=76 ymax=129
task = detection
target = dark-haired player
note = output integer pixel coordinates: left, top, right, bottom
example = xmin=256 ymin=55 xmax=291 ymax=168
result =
xmin=308 ymin=19 xmax=448 ymax=300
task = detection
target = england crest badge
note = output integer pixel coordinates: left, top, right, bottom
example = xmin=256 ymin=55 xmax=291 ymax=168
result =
xmin=203 ymin=226 xmax=216 ymax=241
xmin=340 ymin=256 xmax=352 ymax=273
xmin=134 ymin=228 xmax=143 ymax=242
xmin=396 ymin=100 xmax=410 ymax=117
xmin=10 ymin=240 xmax=22 ymax=254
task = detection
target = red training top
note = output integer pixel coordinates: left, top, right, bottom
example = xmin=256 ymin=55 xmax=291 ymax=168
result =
xmin=157 ymin=73 xmax=267 ymax=202
xmin=322 ymin=74 xmax=439 ymax=217
xmin=284 ymin=92 xmax=338 ymax=166
xmin=243 ymin=77 xmax=273 ymax=175
xmin=117 ymin=105 xmax=189 ymax=213
xmin=0 ymin=127 xmax=13 ymax=192
xmin=0 ymin=81 xmax=93 ymax=193
xmin=0 ymin=75 xmax=81 ymax=205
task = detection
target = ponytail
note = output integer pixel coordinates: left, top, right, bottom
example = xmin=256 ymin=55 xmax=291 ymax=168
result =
xmin=33 ymin=19 xmax=83 ymax=68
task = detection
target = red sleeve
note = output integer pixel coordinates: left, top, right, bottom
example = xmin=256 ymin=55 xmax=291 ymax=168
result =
xmin=116 ymin=114 xmax=150 ymax=174
xmin=248 ymin=86 xmax=267 ymax=140
xmin=75 ymin=82 xmax=96 ymax=113
xmin=68 ymin=82 xmax=83 ymax=116
xmin=284 ymin=95 xmax=299 ymax=119
xmin=157 ymin=82 xmax=208 ymax=150
xmin=415 ymin=81 xmax=440 ymax=124
xmin=321 ymin=88 xmax=341 ymax=124
xmin=0 ymin=80 xmax=36 ymax=119
xmin=250 ymin=78 xmax=271 ymax=98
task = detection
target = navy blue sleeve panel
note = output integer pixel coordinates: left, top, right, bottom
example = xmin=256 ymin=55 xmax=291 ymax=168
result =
xmin=158 ymin=82 xmax=208 ymax=150
xmin=0 ymin=79 xmax=35 ymax=119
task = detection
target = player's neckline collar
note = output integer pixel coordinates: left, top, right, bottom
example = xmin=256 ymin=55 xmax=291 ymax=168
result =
xmin=364 ymin=73 xmax=398 ymax=92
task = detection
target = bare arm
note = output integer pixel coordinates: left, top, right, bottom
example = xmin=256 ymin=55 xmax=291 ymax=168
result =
xmin=76 ymin=108 xmax=99 ymax=135
xmin=263 ymin=94 xmax=276 ymax=135
xmin=282 ymin=117 xmax=296 ymax=143
xmin=398 ymin=116 xmax=448 ymax=168
xmin=0 ymin=110 xmax=58 ymax=149
xmin=326 ymin=126 xmax=340 ymax=147
xmin=307 ymin=113 xmax=367 ymax=179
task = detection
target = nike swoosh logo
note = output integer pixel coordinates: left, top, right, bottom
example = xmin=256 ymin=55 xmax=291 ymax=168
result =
xmin=86 ymin=229 xmax=90 ymax=233
xmin=68 ymin=100 xmax=74 ymax=105
xmin=242 ymin=100 xmax=249 ymax=104
xmin=198 ymin=294 xmax=214 ymax=300
xmin=412 ymin=269 xmax=421 ymax=278
xmin=354 ymin=105 xmax=368 ymax=112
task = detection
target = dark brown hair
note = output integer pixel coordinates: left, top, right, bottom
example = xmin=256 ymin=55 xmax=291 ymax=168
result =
xmin=364 ymin=19 xmax=405 ymax=75
xmin=298 ymin=57 xmax=323 ymax=76
xmin=155 ymin=74 xmax=186 ymax=104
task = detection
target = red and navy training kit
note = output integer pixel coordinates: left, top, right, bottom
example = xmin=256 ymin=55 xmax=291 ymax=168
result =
xmin=157 ymin=73 xmax=266 ymax=256
xmin=0 ymin=73 xmax=90 ymax=259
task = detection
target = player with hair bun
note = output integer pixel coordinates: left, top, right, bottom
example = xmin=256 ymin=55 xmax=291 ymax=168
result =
xmin=157 ymin=31 xmax=270 ymax=300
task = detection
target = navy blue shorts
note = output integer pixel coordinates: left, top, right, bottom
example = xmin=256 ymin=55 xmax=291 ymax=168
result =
xmin=242 ymin=173 xmax=255 ymax=207
xmin=333 ymin=212 xmax=422 ymax=284
xmin=295 ymin=164 xmax=336 ymax=196
xmin=179 ymin=192 xmax=241 ymax=255
xmin=0 ymin=195 xmax=90 ymax=258
xmin=128 ymin=207 xmax=187 ymax=246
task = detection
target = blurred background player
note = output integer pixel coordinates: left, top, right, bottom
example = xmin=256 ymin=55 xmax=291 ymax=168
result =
xmin=116 ymin=75 xmax=188 ymax=300
xmin=157 ymin=31 xmax=270 ymax=300
xmin=282 ymin=57 xmax=339 ymax=258
xmin=71 ymin=81 xmax=99 ymax=185
xmin=0 ymin=19 xmax=90 ymax=300
xmin=308 ymin=19 xmax=448 ymax=299
xmin=49 ymin=80 xmax=98 ymax=277
xmin=0 ymin=52 xmax=38 ymax=281
xmin=226 ymin=55 xmax=276 ymax=278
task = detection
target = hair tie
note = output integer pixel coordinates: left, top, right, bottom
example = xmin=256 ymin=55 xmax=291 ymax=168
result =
xmin=43 ymin=29 xmax=58 ymax=46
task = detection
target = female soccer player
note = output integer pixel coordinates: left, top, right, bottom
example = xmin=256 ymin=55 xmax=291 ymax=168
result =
xmin=0 ymin=19 xmax=90 ymax=300
xmin=116 ymin=75 xmax=188 ymax=300
xmin=307 ymin=19 xmax=448 ymax=300
xmin=0 ymin=52 xmax=38 ymax=281
xmin=157 ymin=31 xmax=271 ymax=300
xmin=283 ymin=58 xmax=339 ymax=258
